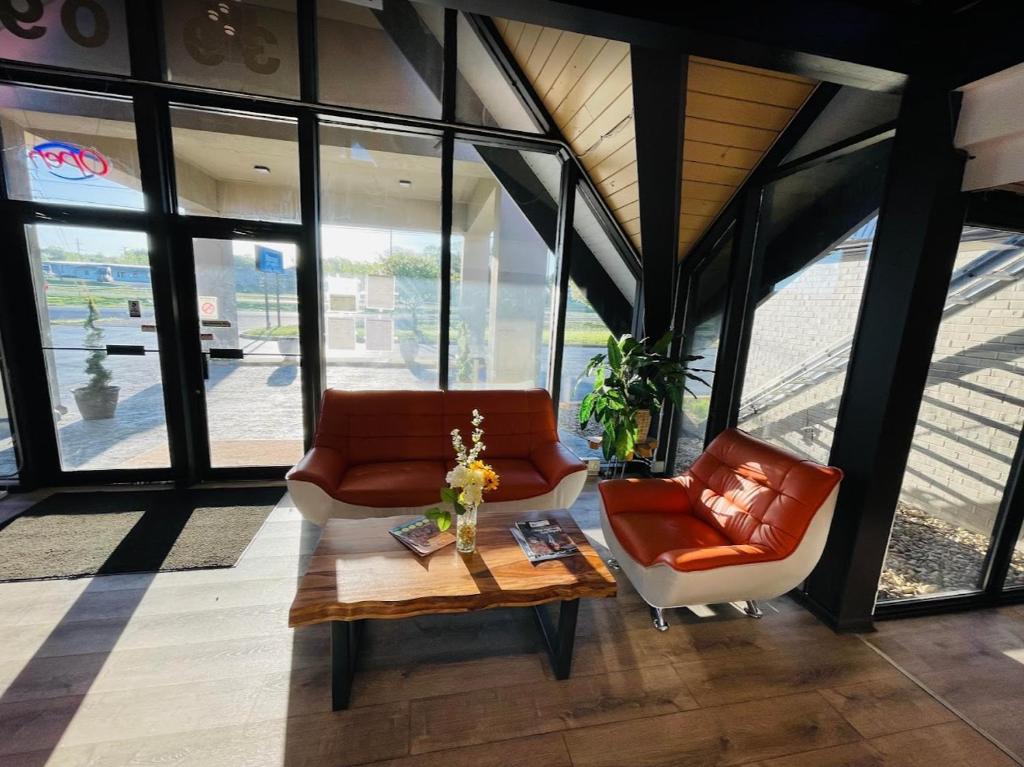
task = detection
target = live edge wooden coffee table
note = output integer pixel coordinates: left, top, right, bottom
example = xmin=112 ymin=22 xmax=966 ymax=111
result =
xmin=289 ymin=509 xmax=617 ymax=710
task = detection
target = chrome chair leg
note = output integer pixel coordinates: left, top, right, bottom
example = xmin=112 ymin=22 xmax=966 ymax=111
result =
xmin=650 ymin=606 xmax=669 ymax=632
xmin=606 ymin=557 xmax=621 ymax=571
xmin=743 ymin=600 xmax=763 ymax=619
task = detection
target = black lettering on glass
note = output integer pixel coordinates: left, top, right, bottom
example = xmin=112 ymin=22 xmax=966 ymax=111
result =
xmin=0 ymin=0 xmax=45 ymax=40
xmin=61 ymin=0 xmax=110 ymax=48
xmin=242 ymin=25 xmax=280 ymax=75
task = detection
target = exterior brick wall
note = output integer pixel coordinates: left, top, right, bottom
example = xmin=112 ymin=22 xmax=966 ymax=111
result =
xmin=737 ymin=239 xmax=1024 ymax=538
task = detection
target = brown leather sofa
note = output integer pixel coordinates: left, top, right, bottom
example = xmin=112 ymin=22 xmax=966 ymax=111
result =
xmin=286 ymin=389 xmax=587 ymax=524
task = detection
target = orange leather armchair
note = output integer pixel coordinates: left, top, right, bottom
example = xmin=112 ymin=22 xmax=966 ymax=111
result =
xmin=287 ymin=389 xmax=587 ymax=524
xmin=599 ymin=428 xmax=842 ymax=630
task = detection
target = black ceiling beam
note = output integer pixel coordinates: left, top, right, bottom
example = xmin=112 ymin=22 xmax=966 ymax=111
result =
xmin=946 ymin=3 xmax=1024 ymax=88
xmin=419 ymin=0 xmax=913 ymax=92
xmin=631 ymin=45 xmax=686 ymax=339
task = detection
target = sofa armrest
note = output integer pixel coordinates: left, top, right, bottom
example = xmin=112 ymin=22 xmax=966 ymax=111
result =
xmin=529 ymin=442 xmax=586 ymax=487
xmin=286 ymin=446 xmax=347 ymax=497
xmin=598 ymin=477 xmax=691 ymax=517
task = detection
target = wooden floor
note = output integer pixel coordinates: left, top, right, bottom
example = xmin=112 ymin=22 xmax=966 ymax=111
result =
xmin=0 ymin=480 xmax=1021 ymax=766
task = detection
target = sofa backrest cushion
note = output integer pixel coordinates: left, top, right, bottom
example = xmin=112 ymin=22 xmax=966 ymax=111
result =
xmin=683 ymin=428 xmax=843 ymax=557
xmin=315 ymin=389 xmax=557 ymax=466
xmin=443 ymin=389 xmax=558 ymax=460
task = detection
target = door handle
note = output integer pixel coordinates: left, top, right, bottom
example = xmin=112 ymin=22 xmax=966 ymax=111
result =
xmin=208 ymin=348 xmax=244 ymax=360
xmin=105 ymin=344 xmax=146 ymax=356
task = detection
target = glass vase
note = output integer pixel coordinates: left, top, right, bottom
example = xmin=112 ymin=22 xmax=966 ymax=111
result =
xmin=456 ymin=502 xmax=478 ymax=554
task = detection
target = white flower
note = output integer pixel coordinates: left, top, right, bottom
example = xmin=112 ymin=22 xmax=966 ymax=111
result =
xmin=446 ymin=464 xmax=469 ymax=487
xmin=460 ymin=483 xmax=483 ymax=507
xmin=467 ymin=467 xmax=486 ymax=486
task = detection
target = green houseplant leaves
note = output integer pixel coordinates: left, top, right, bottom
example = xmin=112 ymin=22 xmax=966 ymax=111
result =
xmin=578 ymin=331 xmax=709 ymax=461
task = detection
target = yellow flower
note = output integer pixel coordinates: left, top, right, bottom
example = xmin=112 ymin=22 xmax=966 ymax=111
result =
xmin=470 ymin=460 xmax=500 ymax=492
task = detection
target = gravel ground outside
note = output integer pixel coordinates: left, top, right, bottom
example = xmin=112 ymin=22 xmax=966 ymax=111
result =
xmin=878 ymin=502 xmax=1024 ymax=601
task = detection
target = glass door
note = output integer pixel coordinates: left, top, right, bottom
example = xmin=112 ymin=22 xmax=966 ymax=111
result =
xmin=191 ymin=237 xmax=305 ymax=470
xmin=26 ymin=224 xmax=173 ymax=472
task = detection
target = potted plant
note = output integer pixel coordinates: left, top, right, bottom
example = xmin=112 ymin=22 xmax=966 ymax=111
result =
xmin=578 ymin=331 xmax=706 ymax=462
xmin=72 ymin=297 xmax=120 ymax=420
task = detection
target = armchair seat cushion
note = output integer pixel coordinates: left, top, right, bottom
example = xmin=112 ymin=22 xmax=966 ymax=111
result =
xmin=609 ymin=511 xmax=731 ymax=568
xmin=335 ymin=461 xmax=447 ymax=508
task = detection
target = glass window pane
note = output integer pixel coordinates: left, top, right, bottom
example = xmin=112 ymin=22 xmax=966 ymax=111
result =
xmin=449 ymin=142 xmax=560 ymax=388
xmin=192 ymin=237 xmax=304 ymax=468
xmin=558 ymin=280 xmax=614 ymax=460
xmin=163 ymin=0 xmax=299 ymax=99
xmin=26 ymin=224 xmax=171 ymax=471
xmin=318 ymin=0 xmax=443 ymax=118
xmin=675 ymin=231 xmax=733 ymax=474
xmin=455 ymin=14 xmax=540 ymax=132
xmin=170 ymin=107 xmax=300 ymax=223
xmin=878 ymin=227 xmax=1024 ymax=602
xmin=1009 ymin=526 xmax=1024 ymax=590
xmin=559 ymin=186 xmax=637 ymax=458
xmin=0 ymin=85 xmax=142 ymax=210
xmin=319 ymin=124 xmax=442 ymax=390
xmin=0 ymin=348 xmax=17 ymax=482
xmin=0 ymin=0 xmax=129 ymax=74
xmin=737 ymin=141 xmax=891 ymax=464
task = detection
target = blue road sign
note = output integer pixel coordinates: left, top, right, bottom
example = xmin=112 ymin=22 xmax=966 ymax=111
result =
xmin=255 ymin=246 xmax=285 ymax=274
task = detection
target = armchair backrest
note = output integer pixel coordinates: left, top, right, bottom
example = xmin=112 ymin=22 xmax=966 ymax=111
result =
xmin=683 ymin=429 xmax=843 ymax=558
xmin=314 ymin=388 xmax=558 ymax=466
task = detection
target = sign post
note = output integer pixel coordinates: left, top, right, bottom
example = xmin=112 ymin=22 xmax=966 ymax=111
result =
xmin=255 ymin=246 xmax=285 ymax=329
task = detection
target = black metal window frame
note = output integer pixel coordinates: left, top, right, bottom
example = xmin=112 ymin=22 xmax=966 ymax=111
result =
xmin=869 ymin=195 xmax=1024 ymax=620
xmin=670 ymin=80 xmax=1024 ymax=625
xmin=0 ymin=1 xmax=639 ymax=490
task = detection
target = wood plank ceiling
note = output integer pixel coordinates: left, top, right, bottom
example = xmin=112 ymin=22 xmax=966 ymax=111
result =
xmin=494 ymin=19 xmax=817 ymax=260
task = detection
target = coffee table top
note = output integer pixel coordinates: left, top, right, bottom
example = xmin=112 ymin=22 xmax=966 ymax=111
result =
xmin=289 ymin=509 xmax=617 ymax=627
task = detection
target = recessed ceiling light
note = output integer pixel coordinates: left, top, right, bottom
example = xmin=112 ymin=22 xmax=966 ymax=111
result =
xmin=254 ymin=164 xmax=271 ymax=174
xmin=223 ymin=24 xmax=236 ymax=36
xmin=398 ymin=179 xmax=412 ymax=188
xmin=207 ymin=10 xmax=219 ymax=20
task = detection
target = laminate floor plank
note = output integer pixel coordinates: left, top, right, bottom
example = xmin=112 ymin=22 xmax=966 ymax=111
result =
xmin=0 ymin=482 xmax=1019 ymax=767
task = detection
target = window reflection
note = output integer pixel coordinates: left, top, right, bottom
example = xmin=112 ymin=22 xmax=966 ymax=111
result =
xmin=449 ymin=143 xmax=560 ymax=389
xmin=320 ymin=124 xmax=442 ymax=390
xmin=318 ymin=0 xmax=443 ymax=118
xmin=0 ymin=85 xmax=142 ymax=210
xmin=170 ymin=107 xmax=300 ymax=223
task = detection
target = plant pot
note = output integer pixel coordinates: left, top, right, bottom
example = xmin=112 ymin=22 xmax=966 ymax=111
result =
xmin=399 ymin=338 xmax=419 ymax=365
xmin=277 ymin=337 xmax=300 ymax=357
xmin=635 ymin=409 xmax=653 ymax=442
xmin=73 ymin=386 xmax=120 ymax=420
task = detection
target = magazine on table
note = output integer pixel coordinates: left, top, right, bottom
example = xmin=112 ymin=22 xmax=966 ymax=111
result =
xmin=389 ymin=516 xmax=455 ymax=556
xmin=511 ymin=519 xmax=580 ymax=564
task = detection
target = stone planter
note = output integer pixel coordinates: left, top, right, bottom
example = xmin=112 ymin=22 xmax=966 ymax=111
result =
xmin=73 ymin=386 xmax=120 ymax=420
xmin=277 ymin=337 xmax=300 ymax=357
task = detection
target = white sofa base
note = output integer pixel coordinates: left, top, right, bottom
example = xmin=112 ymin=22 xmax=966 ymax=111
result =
xmin=599 ymin=485 xmax=839 ymax=610
xmin=288 ymin=469 xmax=588 ymax=526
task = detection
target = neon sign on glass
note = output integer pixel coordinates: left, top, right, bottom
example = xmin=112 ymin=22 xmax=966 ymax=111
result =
xmin=28 ymin=141 xmax=110 ymax=180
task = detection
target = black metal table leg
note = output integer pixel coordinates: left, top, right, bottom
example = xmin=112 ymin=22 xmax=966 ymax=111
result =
xmin=533 ymin=598 xmax=580 ymax=680
xmin=331 ymin=620 xmax=360 ymax=711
